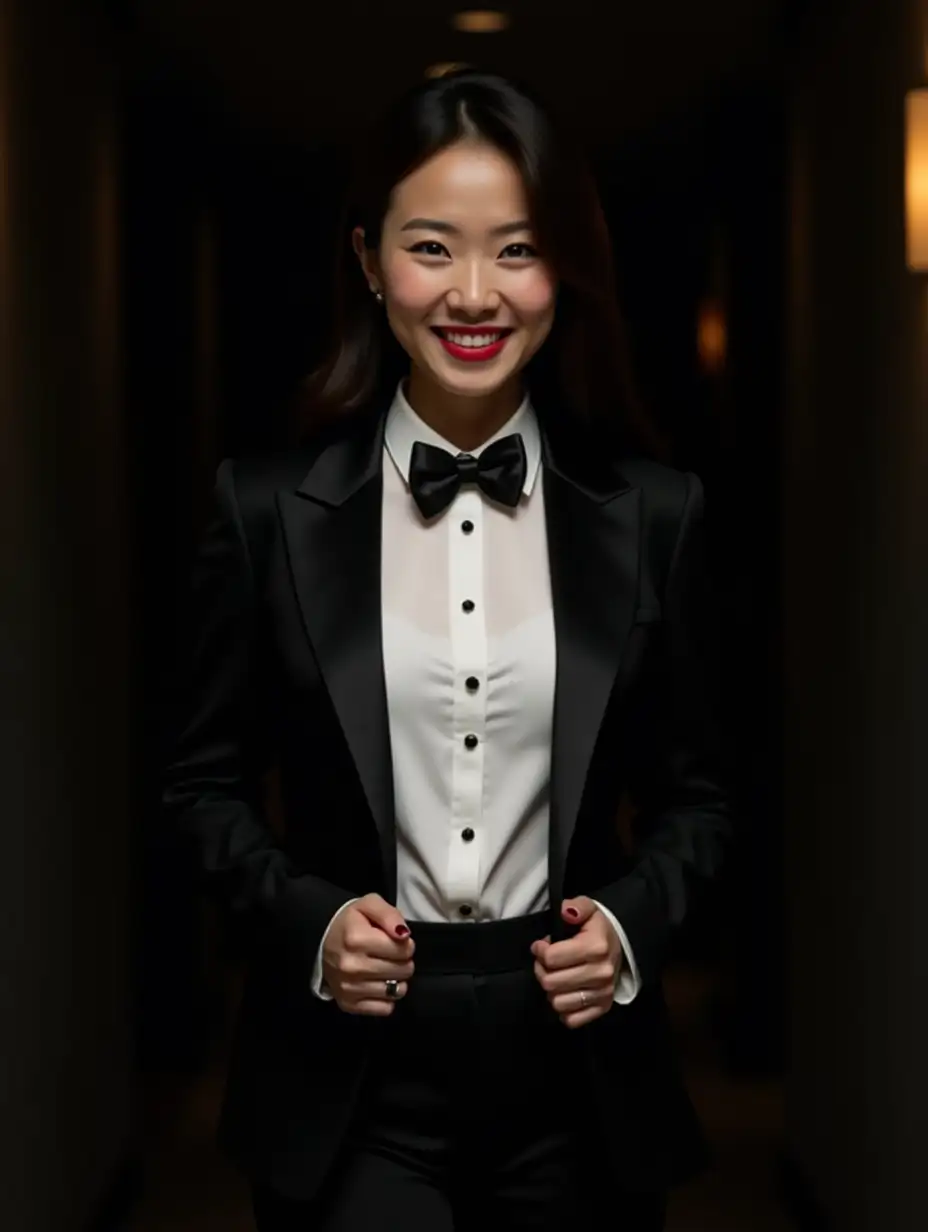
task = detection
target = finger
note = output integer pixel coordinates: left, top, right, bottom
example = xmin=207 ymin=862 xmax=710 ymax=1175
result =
xmin=340 ymin=997 xmax=397 ymax=1017
xmin=339 ymin=955 xmax=415 ymax=980
xmin=551 ymin=987 xmax=611 ymax=1017
xmin=561 ymin=896 xmax=598 ymax=926
xmin=537 ymin=961 xmax=616 ymax=996
xmin=560 ymin=1001 xmax=610 ymax=1029
xmin=355 ymin=893 xmax=412 ymax=940
xmin=536 ymin=933 xmax=609 ymax=971
xmin=332 ymin=956 xmax=414 ymax=984
xmin=529 ymin=936 xmax=551 ymax=960
xmin=344 ymin=979 xmax=409 ymax=1003
xmin=344 ymin=922 xmax=415 ymax=962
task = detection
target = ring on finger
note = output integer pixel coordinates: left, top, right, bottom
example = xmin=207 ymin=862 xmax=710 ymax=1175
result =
xmin=579 ymin=989 xmax=590 ymax=1009
xmin=384 ymin=978 xmax=401 ymax=1000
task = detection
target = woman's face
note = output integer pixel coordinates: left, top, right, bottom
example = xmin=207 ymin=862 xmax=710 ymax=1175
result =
xmin=356 ymin=140 xmax=557 ymax=402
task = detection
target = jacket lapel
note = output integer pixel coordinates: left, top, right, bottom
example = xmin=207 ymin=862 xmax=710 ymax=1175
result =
xmin=276 ymin=407 xmax=398 ymax=897
xmin=274 ymin=400 xmax=641 ymax=909
xmin=542 ymin=421 xmax=641 ymax=906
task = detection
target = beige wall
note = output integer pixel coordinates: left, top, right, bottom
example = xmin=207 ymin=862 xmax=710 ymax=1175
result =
xmin=784 ymin=0 xmax=928 ymax=1227
xmin=0 ymin=3 xmax=133 ymax=1229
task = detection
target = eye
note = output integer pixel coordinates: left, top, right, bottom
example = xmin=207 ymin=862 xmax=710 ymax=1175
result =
xmin=499 ymin=242 xmax=538 ymax=260
xmin=407 ymin=240 xmax=450 ymax=258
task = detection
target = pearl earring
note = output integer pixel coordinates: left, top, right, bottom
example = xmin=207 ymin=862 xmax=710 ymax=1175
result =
xmin=373 ymin=288 xmax=385 ymax=305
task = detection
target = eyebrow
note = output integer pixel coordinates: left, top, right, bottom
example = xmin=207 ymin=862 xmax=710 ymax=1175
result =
xmin=399 ymin=217 xmax=532 ymax=237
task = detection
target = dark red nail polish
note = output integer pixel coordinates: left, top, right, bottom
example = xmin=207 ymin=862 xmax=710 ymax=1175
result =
xmin=395 ymin=924 xmax=410 ymax=937
xmin=565 ymin=907 xmax=580 ymax=920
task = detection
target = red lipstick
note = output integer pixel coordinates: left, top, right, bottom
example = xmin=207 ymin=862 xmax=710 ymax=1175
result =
xmin=431 ymin=326 xmax=513 ymax=363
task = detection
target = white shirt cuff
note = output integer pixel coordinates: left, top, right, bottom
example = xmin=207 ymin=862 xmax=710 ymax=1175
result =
xmin=590 ymin=899 xmax=643 ymax=1005
xmin=310 ymin=898 xmax=361 ymax=1000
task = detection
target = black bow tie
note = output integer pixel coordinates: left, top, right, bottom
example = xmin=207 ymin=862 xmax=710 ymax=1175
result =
xmin=408 ymin=434 xmax=528 ymax=519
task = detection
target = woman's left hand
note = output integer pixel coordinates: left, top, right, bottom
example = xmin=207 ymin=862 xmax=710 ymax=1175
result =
xmin=530 ymin=897 xmax=624 ymax=1028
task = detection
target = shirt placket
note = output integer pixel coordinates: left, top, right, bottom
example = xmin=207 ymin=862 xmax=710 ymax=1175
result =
xmin=446 ymin=485 xmax=486 ymax=920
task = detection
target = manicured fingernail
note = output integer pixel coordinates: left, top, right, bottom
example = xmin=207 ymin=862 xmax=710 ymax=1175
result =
xmin=395 ymin=925 xmax=410 ymax=937
xmin=565 ymin=907 xmax=580 ymax=920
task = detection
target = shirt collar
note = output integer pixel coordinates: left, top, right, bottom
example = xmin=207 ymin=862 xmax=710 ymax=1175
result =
xmin=384 ymin=380 xmax=542 ymax=499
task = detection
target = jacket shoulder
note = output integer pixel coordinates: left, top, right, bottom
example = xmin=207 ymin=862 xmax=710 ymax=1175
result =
xmin=225 ymin=446 xmax=317 ymax=505
xmin=222 ymin=408 xmax=378 ymax=517
xmin=617 ymin=456 xmax=704 ymax=600
xmin=619 ymin=455 xmax=700 ymax=526
xmin=221 ymin=412 xmax=352 ymax=513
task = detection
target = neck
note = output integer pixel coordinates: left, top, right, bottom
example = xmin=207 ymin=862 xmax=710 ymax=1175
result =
xmin=405 ymin=368 xmax=523 ymax=453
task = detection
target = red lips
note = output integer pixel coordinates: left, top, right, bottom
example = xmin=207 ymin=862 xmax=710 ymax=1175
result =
xmin=431 ymin=326 xmax=513 ymax=363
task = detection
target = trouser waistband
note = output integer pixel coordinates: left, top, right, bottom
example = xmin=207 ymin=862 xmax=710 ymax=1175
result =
xmin=402 ymin=911 xmax=553 ymax=976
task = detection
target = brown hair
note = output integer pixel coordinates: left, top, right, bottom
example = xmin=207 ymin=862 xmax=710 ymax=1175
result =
xmin=300 ymin=68 xmax=658 ymax=457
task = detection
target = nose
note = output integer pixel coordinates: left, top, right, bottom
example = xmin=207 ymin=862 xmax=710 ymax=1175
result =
xmin=446 ymin=256 xmax=500 ymax=317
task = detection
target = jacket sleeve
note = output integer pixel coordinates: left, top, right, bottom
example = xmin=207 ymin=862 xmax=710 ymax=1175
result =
xmin=588 ymin=471 xmax=731 ymax=989
xmin=162 ymin=459 xmax=356 ymax=969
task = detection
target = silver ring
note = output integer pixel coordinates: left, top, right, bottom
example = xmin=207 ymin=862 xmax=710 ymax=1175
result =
xmin=384 ymin=978 xmax=400 ymax=1000
xmin=579 ymin=989 xmax=589 ymax=1009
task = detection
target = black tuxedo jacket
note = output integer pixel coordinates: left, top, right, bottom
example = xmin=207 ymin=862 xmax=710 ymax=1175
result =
xmin=162 ymin=399 xmax=731 ymax=1202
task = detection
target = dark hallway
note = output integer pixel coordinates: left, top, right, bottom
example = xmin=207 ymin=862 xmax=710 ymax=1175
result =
xmin=4 ymin=3 xmax=928 ymax=1231
xmin=122 ymin=10 xmax=793 ymax=1223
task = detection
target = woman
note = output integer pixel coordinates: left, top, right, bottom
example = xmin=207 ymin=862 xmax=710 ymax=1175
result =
xmin=163 ymin=68 xmax=730 ymax=1231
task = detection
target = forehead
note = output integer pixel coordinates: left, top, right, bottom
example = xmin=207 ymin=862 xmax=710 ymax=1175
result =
xmin=387 ymin=141 xmax=529 ymax=226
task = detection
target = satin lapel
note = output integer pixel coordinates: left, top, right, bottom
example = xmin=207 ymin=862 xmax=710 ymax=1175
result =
xmin=276 ymin=410 xmax=397 ymax=896
xmin=543 ymin=444 xmax=640 ymax=906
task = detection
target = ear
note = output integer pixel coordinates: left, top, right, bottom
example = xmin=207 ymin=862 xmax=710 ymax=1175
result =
xmin=352 ymin=226 xmax=382 ymax=294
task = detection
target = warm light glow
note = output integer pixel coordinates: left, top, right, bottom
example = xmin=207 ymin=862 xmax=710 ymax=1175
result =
xmin=425 ymin=63 xmax=471 ymax=79
xmin=697 ymin=300 xmax=727 ymax=373
xmin=905 ymin=90 xmax=928 ymax=270
xmin=452 ymin=10 xmax=510 ymax=33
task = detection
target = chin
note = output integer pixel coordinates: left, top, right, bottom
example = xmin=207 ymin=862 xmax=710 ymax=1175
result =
xmin=429 ymin=356 xmax=522 ymax=398
xmin=435 ymin=370 xmax=507 ymax=398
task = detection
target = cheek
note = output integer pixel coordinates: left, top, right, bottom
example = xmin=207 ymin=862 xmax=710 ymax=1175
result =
xmin=383 ymin=259 xmax=436 ymax=317
xmin=512 ymin=271 xmax=557 ymax=323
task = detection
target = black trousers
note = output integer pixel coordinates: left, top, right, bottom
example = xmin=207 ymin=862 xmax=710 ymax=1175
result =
xmin=252 ymin=912 xmax=667 ymax=1231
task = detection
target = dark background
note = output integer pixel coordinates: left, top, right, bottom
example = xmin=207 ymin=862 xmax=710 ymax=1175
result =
xmin=125 ymin=15 xmax=789 ymax=1081
xmin=3 ymin=1 xmax=927 ymax=1230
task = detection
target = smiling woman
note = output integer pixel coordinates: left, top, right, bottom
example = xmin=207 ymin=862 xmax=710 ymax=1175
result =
xmin=165 ymin=63 xmax=729 ymax=1232
xmin=303 ymin=68 xmax=654 ymax=455
xmin=350 ymin=139 xmax=557 ymax=448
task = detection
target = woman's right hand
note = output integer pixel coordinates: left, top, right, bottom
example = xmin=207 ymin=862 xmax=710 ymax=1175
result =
xmin=321 ymin=893 xmax=415 ymax=1015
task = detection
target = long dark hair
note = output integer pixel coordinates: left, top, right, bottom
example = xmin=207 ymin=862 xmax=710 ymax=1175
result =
xmin=300 ymin=68 xmax=658 ymax=457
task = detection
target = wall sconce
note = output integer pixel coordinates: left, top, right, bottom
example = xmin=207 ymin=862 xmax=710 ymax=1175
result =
xmin=425 ymin=63 xmax=471 ymax=79
xmin=697 ymin=299 xmax=728 ymax=374
xmin=451 ymin=10 xmax=510 ymax=33
xmin=905 ymin=89 xmax=928 ymax=270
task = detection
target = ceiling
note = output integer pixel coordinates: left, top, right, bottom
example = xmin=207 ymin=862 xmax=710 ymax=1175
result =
xmin=129 ymin=0 xmax=790 ymax=146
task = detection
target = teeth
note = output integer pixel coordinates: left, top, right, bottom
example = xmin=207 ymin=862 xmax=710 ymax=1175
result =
xmin=443 ymin=331 xmax=503 ymax=348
